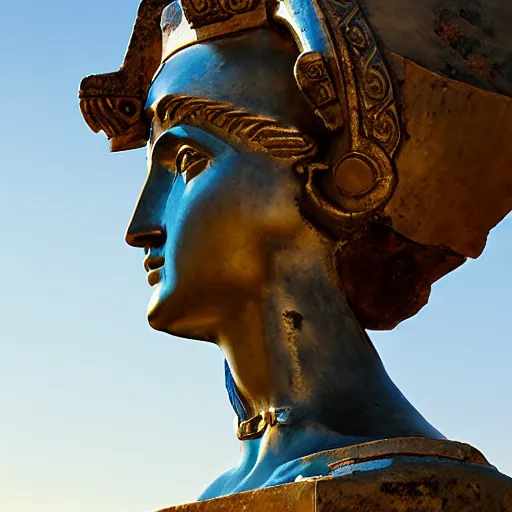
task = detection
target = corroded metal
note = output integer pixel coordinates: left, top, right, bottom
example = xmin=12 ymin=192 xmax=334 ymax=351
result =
xmin=79 ymin=0 xmax=168 ymax=151
xmin=78 ymin=0 xmax=512 ymax=505
xmin=385 ymin=53 xmax=512 ymax=259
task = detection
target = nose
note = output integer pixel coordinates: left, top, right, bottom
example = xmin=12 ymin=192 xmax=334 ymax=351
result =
xmin=125 ymin=226 xmax=165 ymax=249
xmin=125 ymin=164 xmax=172 ymax=248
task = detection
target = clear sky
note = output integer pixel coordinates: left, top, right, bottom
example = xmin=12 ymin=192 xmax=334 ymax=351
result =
xmin=1 ymin=1 xmax=511 ymax=511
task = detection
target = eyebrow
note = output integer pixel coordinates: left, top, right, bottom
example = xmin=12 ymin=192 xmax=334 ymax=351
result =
xmin=152 ymin=94 xmax=318 ymax=161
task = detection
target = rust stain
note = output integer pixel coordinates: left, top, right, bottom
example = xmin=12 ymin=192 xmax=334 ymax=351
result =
xmin=434 ymin=7 xmax=497 ymax=84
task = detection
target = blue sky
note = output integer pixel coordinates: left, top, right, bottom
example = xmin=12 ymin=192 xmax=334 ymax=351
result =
xmin=1 ymin=1 xmax=511 ymax=511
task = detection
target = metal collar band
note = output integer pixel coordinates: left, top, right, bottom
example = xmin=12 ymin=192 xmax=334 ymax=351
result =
xmin=237 ymin=407 xmax=292 ymax=441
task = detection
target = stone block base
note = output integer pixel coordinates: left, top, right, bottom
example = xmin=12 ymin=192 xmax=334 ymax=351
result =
xmin=158 ymin=456 xmax=512 ymax=511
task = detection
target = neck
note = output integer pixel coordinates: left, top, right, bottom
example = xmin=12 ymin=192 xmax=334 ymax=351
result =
xmin=217 ymin=229 xmax=442 ymax=441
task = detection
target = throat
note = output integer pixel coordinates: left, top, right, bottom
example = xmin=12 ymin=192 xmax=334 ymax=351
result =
xmin=220 ymin=302 xmax=443 ymax=445
xmin=217 ymin=238 xmax=443 ymax=448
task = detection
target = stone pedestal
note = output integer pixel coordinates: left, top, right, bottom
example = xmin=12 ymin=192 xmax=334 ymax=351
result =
xmin=158 ymin=457 xmax=512 ymax=511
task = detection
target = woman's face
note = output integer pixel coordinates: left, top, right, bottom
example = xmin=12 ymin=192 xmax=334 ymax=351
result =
xmin=124 ymin=29 xmax=323 ymax=340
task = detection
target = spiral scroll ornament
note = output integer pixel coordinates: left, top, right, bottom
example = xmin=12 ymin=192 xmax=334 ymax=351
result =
xmin=302 ymin=0 xmax=401 ymax=229
xmin=182 ymin=0 xmax=259 ymax=27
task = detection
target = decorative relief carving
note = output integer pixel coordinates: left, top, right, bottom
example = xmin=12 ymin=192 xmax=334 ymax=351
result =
xmin=182 ymin=0 xmax=261 ymax=28
xmin=80 ymin=96 xmax=142 ymax=139
xmin=327 ymin=0 xmax=400 ymax=157
xmin=303 ymin=0 xmax=400 ymax=222
xmin=161 ymin=0 xmax=268 ymax=71
xmin=156 ymin=95 xmax=318 ymax=160
xmin=342 ymin=8 xmax=400 ymax=155
xmin=79 ymin=95 xmax=149 ymax=152
xmin=295 ymin=52 xmax=344 ymax=132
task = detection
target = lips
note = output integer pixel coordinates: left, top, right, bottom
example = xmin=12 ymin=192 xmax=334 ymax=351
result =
xmin=143 ymin=256 xmax=165 ymax=286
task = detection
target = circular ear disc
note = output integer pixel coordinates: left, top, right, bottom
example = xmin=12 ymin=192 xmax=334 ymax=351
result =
xmin=333 ymin=154 xmax=376 ymax=197
xmin=301 ymin=144 xmax=396 ymax=238
xmin=327 ymin=141 xmax=396 ymax=216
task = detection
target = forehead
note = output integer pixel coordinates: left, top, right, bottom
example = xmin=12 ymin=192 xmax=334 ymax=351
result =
xmin=146 ymin=28 xmax=313 ymax=130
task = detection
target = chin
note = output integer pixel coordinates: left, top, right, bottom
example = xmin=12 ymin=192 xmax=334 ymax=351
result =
xmin=147 ymin=305 xmax=166 ymax=332
xmin=146 ymin=289 xmax=218 ymax=343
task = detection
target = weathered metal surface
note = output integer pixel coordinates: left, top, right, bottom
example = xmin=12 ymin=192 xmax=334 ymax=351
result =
xmin=79 ymin=0 xmax=167 ymax=151
xmin=360 ymin=0 xmax=512 ymax=97
xmin=337 ymin=223 xmax=465 ymax=329
xmin=385 ymin=54 xmax=512 ymax=259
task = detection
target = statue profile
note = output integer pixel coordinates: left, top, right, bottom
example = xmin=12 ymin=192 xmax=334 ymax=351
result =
xmin=79 ymin=0 xmax=512 ymax=508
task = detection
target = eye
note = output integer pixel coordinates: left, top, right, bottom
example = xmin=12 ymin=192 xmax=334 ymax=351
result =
xmin=175 ymin=145 xmax=209 ymax=184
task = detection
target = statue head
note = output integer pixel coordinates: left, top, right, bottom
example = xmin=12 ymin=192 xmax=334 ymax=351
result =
xmin=124 ymin=27 xmax=327 ymax=339
xmin=80 ymin=0 xmax=512 ymax=337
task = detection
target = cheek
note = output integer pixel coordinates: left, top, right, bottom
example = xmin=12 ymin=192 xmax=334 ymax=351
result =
xmin=162 ymin=153 xmax=301 ymax=289
xmin=159 ymin=157 xmax=255 ymax=296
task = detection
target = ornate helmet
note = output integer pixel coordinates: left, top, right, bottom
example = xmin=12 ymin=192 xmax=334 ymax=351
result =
xmin=79 ymin=0 xmax=512 ymax=329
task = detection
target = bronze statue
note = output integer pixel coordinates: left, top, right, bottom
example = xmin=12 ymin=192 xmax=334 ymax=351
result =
xmin=79 ymin=0 xmax=512 ymax=508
